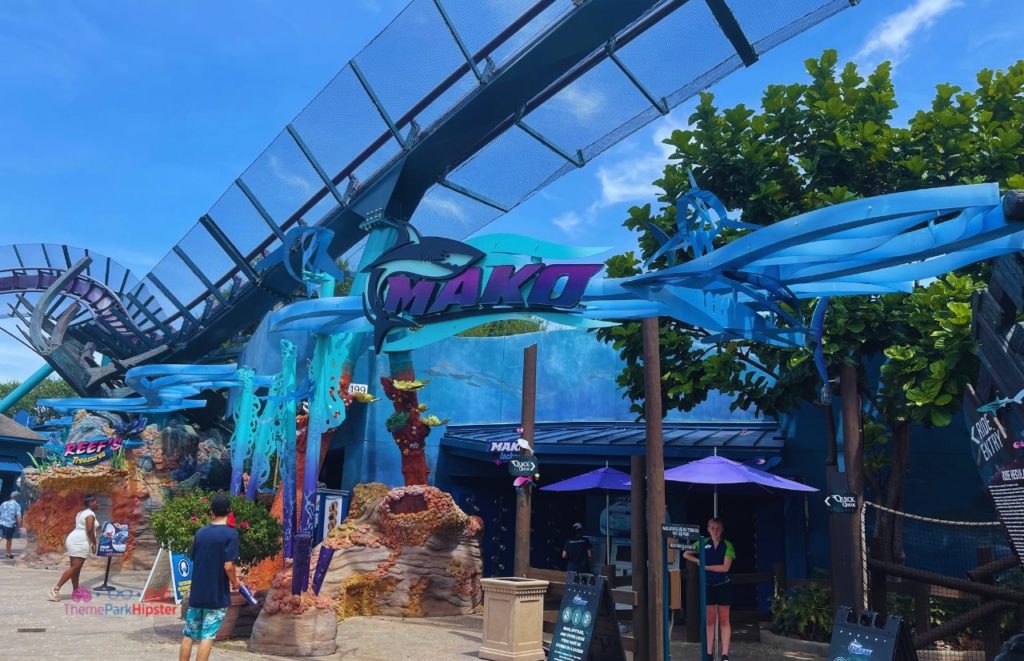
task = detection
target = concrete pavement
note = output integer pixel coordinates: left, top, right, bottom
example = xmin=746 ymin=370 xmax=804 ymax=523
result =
xmin=1 ymin=537 xmax=822 ymax=660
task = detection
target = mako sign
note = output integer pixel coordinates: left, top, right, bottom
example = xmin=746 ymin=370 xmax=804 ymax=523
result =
xmin=361 ymin=227 xmax=602 ymax=351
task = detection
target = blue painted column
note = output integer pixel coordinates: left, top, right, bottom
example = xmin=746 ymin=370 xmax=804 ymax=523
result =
xmin=0 ymin=363 xmax=55 ymax=414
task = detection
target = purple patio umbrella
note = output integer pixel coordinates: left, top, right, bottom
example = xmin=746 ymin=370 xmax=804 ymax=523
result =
xmin=664 ymin=453 xmax=817 ymax=517
xmin=542 ymin=465 xmax=630 ymax=565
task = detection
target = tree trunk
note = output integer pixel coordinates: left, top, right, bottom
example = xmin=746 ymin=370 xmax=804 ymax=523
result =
xmin=874 ymin=420 xmax=912 ymax=563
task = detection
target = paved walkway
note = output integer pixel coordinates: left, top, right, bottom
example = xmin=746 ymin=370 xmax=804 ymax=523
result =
xmin=2 ymin=537 xmax=822 ymax=660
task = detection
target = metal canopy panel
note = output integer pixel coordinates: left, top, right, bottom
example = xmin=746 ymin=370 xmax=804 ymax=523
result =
xmin=151 ymin=0 xmax=853 ymax=319
xmin=6 ymin=0 xmax=856 ymax=384
xmin=442 ymin=420 xmax=784 ymax=459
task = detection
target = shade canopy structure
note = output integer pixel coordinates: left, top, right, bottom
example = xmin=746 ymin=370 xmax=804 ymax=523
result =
xmin=542 ymin=465 xmax=630 ymax=567
xmin=656 ymin=454 xmax=817 ymax=517
xmin=541 ymin=466 xmax=630 ymax=492
xmin=665 ymin=455 xmax=817 ymax=491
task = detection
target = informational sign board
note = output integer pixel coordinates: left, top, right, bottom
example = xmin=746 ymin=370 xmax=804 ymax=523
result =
xmin=661 ymin=524 xmax=699 ymax=540
xmin=96 ymin=521 xmax=130 ymax=557
xmin=507 ymin=455 xmax=538 ymax=478
xmin=828 ymin=607 xmax=917 ymax=661
xmin=171 ymin=552 xmax=193 ymax=603
xmin=548 ymin=572 xmax=626 ymax=661
xmin=825 ymin=492 xmax=858 ymax=513
xmin=988 ymin=481 xmax=1024 ymax=565
xmin=314 ymin=489 xmax=350 ymax=546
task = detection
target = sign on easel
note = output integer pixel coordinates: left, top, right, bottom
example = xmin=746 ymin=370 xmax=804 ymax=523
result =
xmin=828 ymin=607 xmax=918 ymax=661
xmin=549 ymin=572 xmax=626 ymax=661
xmin=140 ymin=546 xmax=193 ymax=605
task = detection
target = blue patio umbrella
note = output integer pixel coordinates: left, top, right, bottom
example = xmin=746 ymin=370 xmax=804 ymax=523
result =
xmin=542 ymin=464 xmax=630 ymax=566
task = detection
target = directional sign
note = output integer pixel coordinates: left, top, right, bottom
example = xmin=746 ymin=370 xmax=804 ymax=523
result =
xmin=825 ymin=492 xmax=857 ymax=513
xmin=508 ymin=455 xmax=538 ymax=477
xmin=662 ymin=524 xmax=700 ymax=542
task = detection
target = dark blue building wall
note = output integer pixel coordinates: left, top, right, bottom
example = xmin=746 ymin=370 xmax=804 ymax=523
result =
xmin=339 ymin=330 xmax=751 ymax=491
xmin=779 ymin=402 xmax=997 ymax=580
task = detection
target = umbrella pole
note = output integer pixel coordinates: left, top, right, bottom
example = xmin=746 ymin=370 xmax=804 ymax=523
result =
xmin=605 ymin=490 xmax=611 ymax=567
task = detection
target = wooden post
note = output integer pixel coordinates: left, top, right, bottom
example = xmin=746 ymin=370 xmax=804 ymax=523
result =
xmin=514 ymin=344 xmax=537 ymax=577
xmin=868 ymin=537 xmax=887 ymax=618
xmin=978 ymin=546 xmax=1001 ymax=659
xmin=839 ymin=363 xmax=865 ymax=610
xmin=642 ymin=317 xmax=666 ymax=661
xmin=914 ymin=581 xmax=930 ymax=638
xmin=631 ymin=455 xmax=649 ymax=661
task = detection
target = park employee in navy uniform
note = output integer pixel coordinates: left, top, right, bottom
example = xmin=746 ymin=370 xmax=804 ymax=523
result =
xmin=683 ymin=518 xmax=735 ymax=661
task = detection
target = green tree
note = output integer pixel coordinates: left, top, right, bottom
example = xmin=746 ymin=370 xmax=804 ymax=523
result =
xmin=599 ymin=52 xmax=1024 ymax=560
xmin=457 ymin=318 xmax=544 ymax=337
xmin=0 ymin=376 xmax=76 ymax=417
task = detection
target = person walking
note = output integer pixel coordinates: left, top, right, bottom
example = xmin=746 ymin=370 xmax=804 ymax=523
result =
xmin=561 ymin=522 xmax=592 ymax=574
xmin=50 ymin=494 xmax=99 ymax=600
xmin=179 ymin=493 xmax=240 ymax=661
xmin=683 ymin=518 xmax=735 ymax=661
xmin=0 ymin=491 xmax=23 ymax=558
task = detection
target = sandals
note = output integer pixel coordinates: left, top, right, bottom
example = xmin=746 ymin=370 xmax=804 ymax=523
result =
xmin=48 ymin=586 xmax=61 ymax=602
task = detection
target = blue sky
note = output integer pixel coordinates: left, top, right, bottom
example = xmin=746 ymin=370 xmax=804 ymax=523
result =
xmin=0 ymin=0 xmax=1020 ymax=380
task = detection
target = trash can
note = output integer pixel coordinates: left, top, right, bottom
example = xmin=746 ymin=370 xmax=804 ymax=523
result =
xmin=479 ymin=577 xmax=549 ymax=661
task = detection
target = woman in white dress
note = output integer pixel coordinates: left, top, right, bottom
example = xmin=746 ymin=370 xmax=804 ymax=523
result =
xmin=49 ymin=494 xmax=99 ymax=601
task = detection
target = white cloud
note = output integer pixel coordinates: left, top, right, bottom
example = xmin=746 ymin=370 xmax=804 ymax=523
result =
xmin=552 ymin=211 xmax=583 ymax=234
xmin=268 ymin=155 xmax=314 ymax=195
xmin=855 ymin=0 xmax=961 ymax=66
xmin=594 ymin=111 xmax=689 ymax=206
xmin=554 ymin=84 xmax=606 ymax=121
xmin=421 ymin=196 xmax=468 ymax=223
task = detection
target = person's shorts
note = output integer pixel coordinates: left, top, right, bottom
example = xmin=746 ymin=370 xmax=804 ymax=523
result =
xmin=183 ymin=607 xmax=228 ymax=640
xmin=0 ymin=525 xmax=15 ymax=541
xmin=706 ymin=581 xmax=733 ymax=606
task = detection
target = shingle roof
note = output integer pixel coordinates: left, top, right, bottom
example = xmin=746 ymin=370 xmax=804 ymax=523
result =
xmin=0 ymin=413 xmax=44 ymax=442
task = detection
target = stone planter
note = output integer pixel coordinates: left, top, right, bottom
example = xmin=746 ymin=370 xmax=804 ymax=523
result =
xmin=479 ymin=577 xmax=549 ymax=661
xmin=248 ymin=606 xmax=338 ymax=657
xmin=214 ymin=592 xmax=248 ymax=640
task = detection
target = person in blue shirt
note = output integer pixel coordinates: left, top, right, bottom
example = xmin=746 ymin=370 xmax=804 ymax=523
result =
xmin=0 ymin=491 xmax=23 ymax=559
xmin=179 ymin=493 xmax=240 ymax=661
xmin=562 ymin=522 xmax=592 ymax=574
xmin=683 ymin=518 xmax=736 ymax=661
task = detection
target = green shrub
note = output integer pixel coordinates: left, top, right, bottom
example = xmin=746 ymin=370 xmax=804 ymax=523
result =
xmin=771 ymin=577 xmax=833 ymax=642
xmin=151 ymin=490 xmax=281 ymax=565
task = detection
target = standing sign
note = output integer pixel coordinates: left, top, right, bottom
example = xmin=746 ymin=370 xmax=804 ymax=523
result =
xmin=828 ymin=607 xmax=917 ymax=660
xmin=96 ymin=521 xmax=130 ymax=557
xmin=988 ymin=480 xmax=1024 ymax=566
xmin=171 ymin=552 xmax=193 ymax=603
xmin=93 ymin=521 xmax=130 ymax=593
xmin=548 ymin=572 xmax=626 ymax=661
xmin=140 ymin=547 xmax=193 ymax=605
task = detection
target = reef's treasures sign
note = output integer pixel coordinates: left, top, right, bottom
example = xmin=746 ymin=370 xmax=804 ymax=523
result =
xmin=362 ymin=228 xmax=602 ymax=351
xmin=64 ymin=436 xmax=123 ymax=466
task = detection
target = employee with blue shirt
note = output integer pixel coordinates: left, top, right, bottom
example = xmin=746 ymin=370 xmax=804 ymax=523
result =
xmin=179 ymin=493 xmax=240 ymax=661
xmin=683 ymin=518 xmax=735 ymax=661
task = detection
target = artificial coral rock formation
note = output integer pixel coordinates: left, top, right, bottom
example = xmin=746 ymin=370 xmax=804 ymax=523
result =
xmin=381 ymin=377 xmax=433 ymax=486
xmin=18 ymin=412 xmax=230 ymax=570
xmin=250 ymin=483 xmax=483 ymax=655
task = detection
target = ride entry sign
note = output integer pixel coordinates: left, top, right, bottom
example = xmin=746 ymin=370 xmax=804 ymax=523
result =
xmin=548 ymin=572 xmax=625 ymax=661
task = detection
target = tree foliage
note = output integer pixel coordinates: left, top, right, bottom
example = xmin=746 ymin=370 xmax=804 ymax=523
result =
xmin=0 ymin=376 xmax=76 ymax=417
xmin=599 ymin=52 xmax=1024 ymax=530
